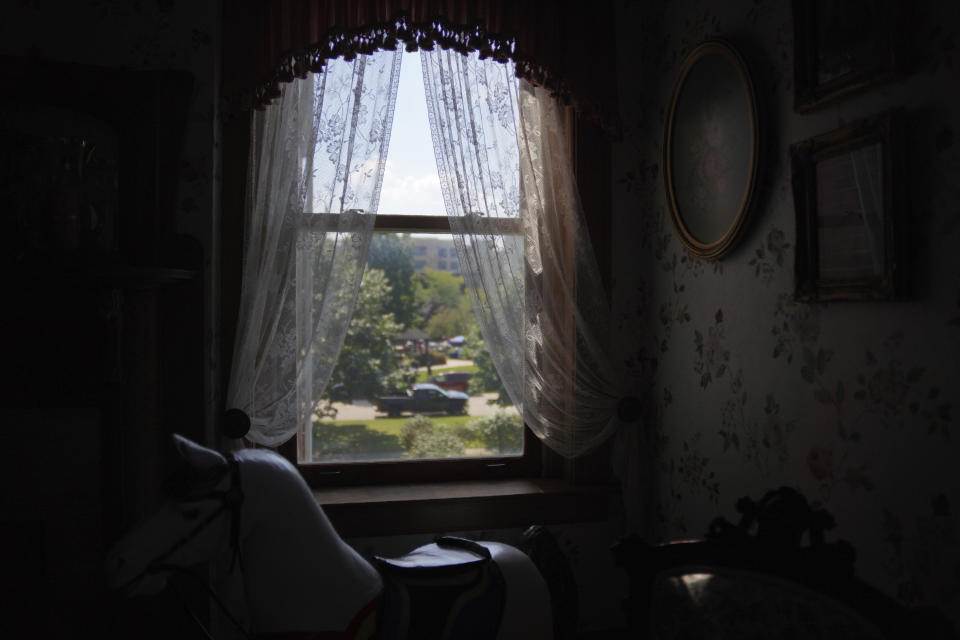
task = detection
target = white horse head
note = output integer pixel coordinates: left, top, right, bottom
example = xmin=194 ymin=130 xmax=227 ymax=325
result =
xmin=106 ymin=434 xmax=382 ymax=634
xmin=106 ymin=434 xmax=234 ymax=596
xmin=106 ymin=434 xmax=551 ymax=639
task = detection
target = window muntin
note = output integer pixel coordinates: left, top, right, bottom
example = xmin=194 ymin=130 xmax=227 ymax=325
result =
xmin=297 ymin=225 xmax=524 ymax=466
xmin=284 ymin=48 xmax=542 ymax=483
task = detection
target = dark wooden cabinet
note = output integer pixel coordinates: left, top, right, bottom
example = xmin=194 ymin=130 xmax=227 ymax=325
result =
xmin=0 ymin=56 xmax=201 ymax=636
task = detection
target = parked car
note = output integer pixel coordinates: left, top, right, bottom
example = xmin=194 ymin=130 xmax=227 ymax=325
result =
xmin=375 ymin=383 xmax=469 ymax=417
xmin=428 ymin=371 xmax=472 ymax=393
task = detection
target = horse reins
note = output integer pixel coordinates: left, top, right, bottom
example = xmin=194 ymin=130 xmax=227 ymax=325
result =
xmin=130 ymin=451 xmax=250 ymax=639
xmin=116 ymin=451 xmax=245 ymax=597
xmin=143 ymin=451 xmax=245 ymax=577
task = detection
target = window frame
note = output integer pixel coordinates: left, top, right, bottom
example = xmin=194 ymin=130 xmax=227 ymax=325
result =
xmin=225 ymin=109 xmax=614 ymax=502
xmin=278 ymin=211 xmax=546 ymax=486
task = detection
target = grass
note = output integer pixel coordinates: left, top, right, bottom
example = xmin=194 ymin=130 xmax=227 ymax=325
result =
xmin=317 ymin=413 xmax=475 ymax=435
xmin=311 ymin=413 xmax=483 ymax=459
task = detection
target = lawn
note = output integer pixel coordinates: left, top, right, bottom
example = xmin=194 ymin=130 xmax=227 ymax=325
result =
xmin=317 ymin=414 xmax=476 ymax=435
xmin=311 ymin=413 xmax=482 ymax=459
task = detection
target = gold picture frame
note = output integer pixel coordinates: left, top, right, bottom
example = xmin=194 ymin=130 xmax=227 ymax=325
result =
xmin=793 ymin=0 xmax=907 ymax=113
xmin=791 ymin=110 xmax=904 ymax=301
xmin=663 ymin=39 xmax=760 ymax=260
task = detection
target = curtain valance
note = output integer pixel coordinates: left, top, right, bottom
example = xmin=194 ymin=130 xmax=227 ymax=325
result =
xmin=222 ymin=0 xmax=618 ymax=134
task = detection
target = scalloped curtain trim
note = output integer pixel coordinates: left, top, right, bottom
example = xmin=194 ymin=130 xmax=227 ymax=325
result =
xmin=223 ymin=11 xmax=619 ymax=136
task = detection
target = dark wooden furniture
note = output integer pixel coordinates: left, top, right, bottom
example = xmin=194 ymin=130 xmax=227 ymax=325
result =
xmin=613 ymin=487 xmax=956 ymax=639
xmin=0 ymin=55 xmax=199 ymax=637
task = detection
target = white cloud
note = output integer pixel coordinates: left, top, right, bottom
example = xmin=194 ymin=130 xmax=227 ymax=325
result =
xmin=379 ymin=159 xmax=445 ymax=215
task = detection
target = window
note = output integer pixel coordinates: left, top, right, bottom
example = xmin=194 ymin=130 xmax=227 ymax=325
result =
xmin=220 ymin=25 xmax=618 ymax=536
xmin=287 ymin=50 xmax=539 ymax=486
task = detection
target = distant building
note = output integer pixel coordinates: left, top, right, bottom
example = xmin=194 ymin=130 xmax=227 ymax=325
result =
xmin=407 ymin=236 xmax=461 ymax=275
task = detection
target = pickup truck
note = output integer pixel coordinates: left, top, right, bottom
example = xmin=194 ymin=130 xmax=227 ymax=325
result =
xmin=375 ymin=383 xmax=469 ymax=417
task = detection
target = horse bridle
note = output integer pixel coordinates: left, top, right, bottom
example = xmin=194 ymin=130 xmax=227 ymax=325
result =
xmin=119 ymin=451 xmax=245 ymax=594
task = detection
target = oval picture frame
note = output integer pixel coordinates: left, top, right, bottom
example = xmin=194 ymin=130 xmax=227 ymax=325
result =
xmin=663 ymin=39 xmax=760 ymax=260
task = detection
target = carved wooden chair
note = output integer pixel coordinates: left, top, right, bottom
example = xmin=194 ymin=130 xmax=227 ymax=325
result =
xmin=613 ymin=487 xmax=956 ymax=639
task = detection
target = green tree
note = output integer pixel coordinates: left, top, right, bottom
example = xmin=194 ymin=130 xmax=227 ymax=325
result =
xmin=425 ymin=306 xmax=469 ymax=340
xmin=415 ymin=268 xmax=464 ymax=308
xmin=415 ymin=269 xmax=470 ymax=329
xmin=323 ymin=267 xmax=404 ymax=403
xmin=368 ymin=233 xmax=418 ymax=328
xmin=463 ymin=323 xmax=512 ymax=406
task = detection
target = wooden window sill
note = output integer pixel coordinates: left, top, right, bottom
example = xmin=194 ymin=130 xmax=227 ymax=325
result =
xmin=315 ymin=479 xmax=616 ymax=538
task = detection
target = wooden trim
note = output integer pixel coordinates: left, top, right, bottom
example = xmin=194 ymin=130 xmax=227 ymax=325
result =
xmin=317 ymin=479 xmax=615 ymax=538
xmin=240 ymin=86 xmax=615 ymax=492
xmin=220 ymin=114 xmax=249 ymax=424
xmin=284 ymin=425 xmax=543 ymax=487
xmin=298 ymin=212 xmax=522 ymax=235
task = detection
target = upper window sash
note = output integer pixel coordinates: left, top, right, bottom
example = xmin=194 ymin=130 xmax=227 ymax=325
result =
xmin=299 ymin=212 xmax=521 ymax=236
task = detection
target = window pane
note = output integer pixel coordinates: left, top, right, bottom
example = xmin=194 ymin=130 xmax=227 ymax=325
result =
xmin=378 ymin=49 xmax=446 ymax=216
xmin=299 ymin=232 xmax=522 ymax=463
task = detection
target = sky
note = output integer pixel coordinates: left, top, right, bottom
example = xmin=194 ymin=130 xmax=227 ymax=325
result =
xmin=378 ymin=51 xmax=446 ymax=216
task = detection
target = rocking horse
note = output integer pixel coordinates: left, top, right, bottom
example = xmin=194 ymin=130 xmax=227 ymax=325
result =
xmin=106 ymin=435 xmax=553 ymax=639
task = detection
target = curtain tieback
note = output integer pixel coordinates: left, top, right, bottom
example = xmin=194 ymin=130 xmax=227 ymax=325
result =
xmin=223 ymin=408 xmax=251 ymax=439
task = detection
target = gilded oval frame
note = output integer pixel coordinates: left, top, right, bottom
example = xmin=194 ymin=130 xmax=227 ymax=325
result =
xmin=663 ymin=39 xmax=760 ymax=260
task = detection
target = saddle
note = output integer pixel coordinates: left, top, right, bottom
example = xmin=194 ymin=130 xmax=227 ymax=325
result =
xmin=373 ymin=536 xmax=506 ymax=640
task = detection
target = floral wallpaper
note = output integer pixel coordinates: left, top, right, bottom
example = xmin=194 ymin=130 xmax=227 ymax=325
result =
xmin=612 ymin=0 xmax=960 ymax=623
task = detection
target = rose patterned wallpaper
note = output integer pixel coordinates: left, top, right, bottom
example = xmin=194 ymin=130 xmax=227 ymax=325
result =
xmin=612 ymin=0 xmax=959 ymax=621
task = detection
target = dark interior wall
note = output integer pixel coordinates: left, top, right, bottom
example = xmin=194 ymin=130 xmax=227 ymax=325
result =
xmin=0 ymin=2 xmax=220 ymax=636
xmin=612 ymin=0 xmax=960 ymax=622
xmin=0 ymin=0 xmax=221 ymax=504
xmin=0 ymin=0 xmax=221 ymax=253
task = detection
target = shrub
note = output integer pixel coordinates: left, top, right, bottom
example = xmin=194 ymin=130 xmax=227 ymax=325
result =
xmin=399 ymin=414 xmax=434 ymax=451
xmin=468 ymin=411 xmax=523 ymax=454
xmin=409 ymin=428 xmax=466 ymax=459
xmin=413 ymin=350 xmax=447 ymax=367
xmin=451 ymin=420 xmax=481 ymax=443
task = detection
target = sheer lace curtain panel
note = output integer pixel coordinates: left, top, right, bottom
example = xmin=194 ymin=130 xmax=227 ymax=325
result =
xmin=420 ymin=49 xmax=639 ymax=461
xmin=227 ymin=43 xmax=644 ymax=516
xmin=227 ymin=49 xmax=402 ymax=447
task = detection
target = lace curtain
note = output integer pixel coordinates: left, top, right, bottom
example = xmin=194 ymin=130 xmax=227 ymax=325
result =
xmin=227 ymin=49 xmax=402 ymax=447
xmin=421 ymin=49 xmax=637 ymax=459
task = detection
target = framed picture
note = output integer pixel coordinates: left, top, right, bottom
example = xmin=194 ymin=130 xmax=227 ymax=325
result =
xmin=663 ymin=39 xmax=760 ymax=260
xmin=793 ymin=0 xmax=907 ymax=112
xmin=791 ymin=110 xmax=903 ymax=301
